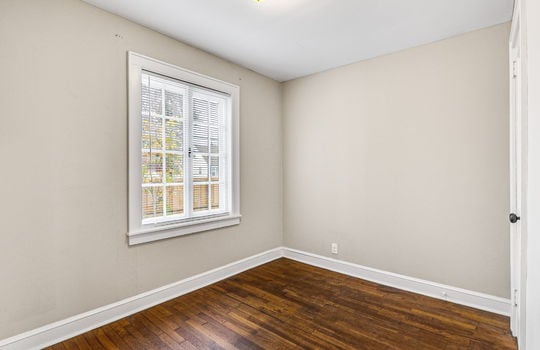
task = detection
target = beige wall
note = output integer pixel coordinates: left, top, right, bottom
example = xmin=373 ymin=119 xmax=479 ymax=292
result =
xmin=283 ymin=23 xmax=511 ymax=298
xmin=0 ymin=0 xmax=282 ymax=339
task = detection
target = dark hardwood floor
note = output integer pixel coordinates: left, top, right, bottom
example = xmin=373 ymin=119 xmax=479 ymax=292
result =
xmin=48 ymin=258 xmax=517 ymax=349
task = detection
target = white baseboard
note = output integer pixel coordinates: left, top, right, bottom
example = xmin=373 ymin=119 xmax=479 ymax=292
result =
xmin=283 ymin=247 xmax=511 ymax=316
xmin=0 ymin=247 xmax=283 ymax=350
xmin=0 ymin=246 xmax=511 ymax=349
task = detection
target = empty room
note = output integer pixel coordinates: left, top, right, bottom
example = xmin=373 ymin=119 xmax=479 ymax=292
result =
xmin=1 ymin=0 xmax=540 ymax=349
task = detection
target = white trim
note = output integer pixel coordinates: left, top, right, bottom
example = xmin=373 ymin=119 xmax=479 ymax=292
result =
xmin=509 ymin=2 xmax=523 ymax=338
xmin=128 ymin=51 xmax=241 ymax=245
xmin=283 ymin=248 xmax=511 ymax=316
xmin=128 ymin=214 xmax=242 ymax=245
xmin=509 ymin=1 xmax=524 ymax=346
xmin=0 ymin=247 xmax=512 ymax=349
xmin=0 ymin=247 xmax=282 ymax=350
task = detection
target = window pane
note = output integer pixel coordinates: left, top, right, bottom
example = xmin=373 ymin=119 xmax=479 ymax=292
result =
xmin=210 ymin=127 xmax=219 ymax=154
xmin=211 ymin=184 xmax=220 ymax=209
xmin=166 ymin=186 xmax=184 ymax=216
xmin=142 ymin=186 xmax=163 ymax=219
xmin=142 ymin=115 xmax=163 ymax=150
xmin=193 ymin=184 xmax=209 ymax=212
xmin=193 ymin=155 xmax=209 ymax=182
xmin=141 ymin=82 xmax=151 ymax=115
xmin=210 ymin=157 xmax=219 ymax=181
xmin=142 ymin=84 xmax=162 ymax=115
xmin=193 ymin=123 xmax=209 ymax=153
xmin=165 ymin=90 xmax=183 ymax=118
xmin=142 ymin=152 xmax=163 ymax=183
xmin=193 ymin=98 xmax=209 ymax=123
xmin=209 ymin=102 xmax=220 ymax=125
xmin=165 ymin=119 xmax=183 ymax=151
xmin=166 ymin=154 xmax=183 ymax=183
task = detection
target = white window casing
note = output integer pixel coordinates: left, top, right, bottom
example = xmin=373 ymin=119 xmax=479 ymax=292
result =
xmin=128 ymin=52 xmax=240 ymax=245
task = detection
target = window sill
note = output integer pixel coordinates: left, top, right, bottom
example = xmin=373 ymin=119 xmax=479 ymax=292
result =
xmin=127 ymin=214 xmax=242 ymax=245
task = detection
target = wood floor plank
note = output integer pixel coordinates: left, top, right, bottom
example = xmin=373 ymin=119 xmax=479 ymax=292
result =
xmin=94 ymin=328 xmax=120 ymax=350
xmin=47 ymin=344 xmax=67 ymax=350
xmin=47 ymin=258 xmax=517 ymax=349
xmin=82 ymin=332 xmax=107 ymax=350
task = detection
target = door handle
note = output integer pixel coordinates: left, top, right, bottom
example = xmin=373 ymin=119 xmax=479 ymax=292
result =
xmin=509 ymin=213 xmax=521 ymax=224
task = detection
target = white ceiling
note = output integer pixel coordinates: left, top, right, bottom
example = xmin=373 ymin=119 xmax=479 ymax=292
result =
xmin=83 ymin=0 xmax=514 ymax=82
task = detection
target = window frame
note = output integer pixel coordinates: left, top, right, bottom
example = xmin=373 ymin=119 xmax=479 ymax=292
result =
xmin=128 ymin=52 xmax=241 ymax=245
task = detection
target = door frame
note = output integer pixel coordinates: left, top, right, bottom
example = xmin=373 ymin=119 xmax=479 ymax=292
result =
xmin=509 ymin=0 xmax=523 ymax=339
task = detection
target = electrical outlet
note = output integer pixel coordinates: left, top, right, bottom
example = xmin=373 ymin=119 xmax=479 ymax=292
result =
xmin=331 ymin=243 xmax=338 ymax=254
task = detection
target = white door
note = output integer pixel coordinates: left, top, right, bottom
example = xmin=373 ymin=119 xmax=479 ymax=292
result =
xmin=509 ymin=5 xmax=522 ymax=338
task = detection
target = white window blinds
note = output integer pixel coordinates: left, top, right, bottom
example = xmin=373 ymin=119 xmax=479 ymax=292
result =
xmin=141 ymin=72 xmax=230 ymax=225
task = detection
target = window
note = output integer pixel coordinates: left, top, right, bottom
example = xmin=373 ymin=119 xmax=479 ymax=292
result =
xmin=128 ymin=52 xmax=240 ymax=245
